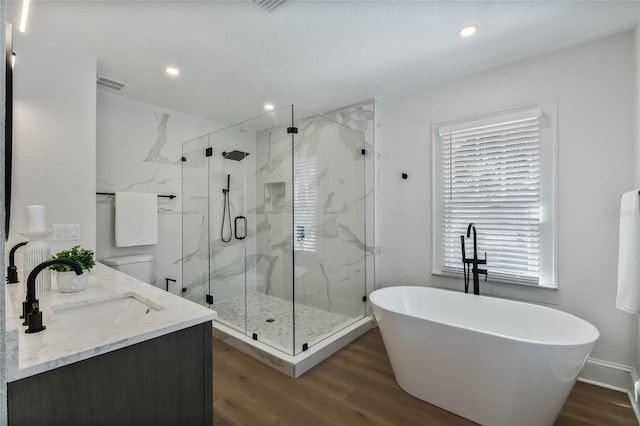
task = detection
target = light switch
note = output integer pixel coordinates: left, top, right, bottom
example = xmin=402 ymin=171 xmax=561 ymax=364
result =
xmin=52 ymin=224 xmax=81 ymax=241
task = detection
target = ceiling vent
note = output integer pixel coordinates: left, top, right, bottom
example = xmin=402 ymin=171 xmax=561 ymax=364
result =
xmin=248 ymin=0 xmax=287 ymax=13
xmin=96 ymin=74 xmax=127 ymax=91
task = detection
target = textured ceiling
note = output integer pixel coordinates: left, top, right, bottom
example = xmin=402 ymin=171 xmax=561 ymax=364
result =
xmin=7 ymin=0 xmax=640 ymax=124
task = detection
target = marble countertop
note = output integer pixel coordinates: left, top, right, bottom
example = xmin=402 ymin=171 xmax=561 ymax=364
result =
xmin=5 ymin=263 xmax=216 ymax=382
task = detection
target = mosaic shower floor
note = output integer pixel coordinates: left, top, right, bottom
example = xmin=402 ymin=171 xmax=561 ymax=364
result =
xmin=212 ymin=292 xmax=356 ymax=354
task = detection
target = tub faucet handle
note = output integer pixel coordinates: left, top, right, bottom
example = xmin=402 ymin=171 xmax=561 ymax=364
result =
xmin=480 ymin=268 xmax=488 ymax=282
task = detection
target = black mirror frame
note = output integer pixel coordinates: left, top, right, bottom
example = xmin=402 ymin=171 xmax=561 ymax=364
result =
xmin=5 ymin=23 xmax=12 ymax=241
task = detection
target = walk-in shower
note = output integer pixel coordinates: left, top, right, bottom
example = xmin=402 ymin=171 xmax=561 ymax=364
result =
xmin=182 ymin=102 xmax=375 ymax=375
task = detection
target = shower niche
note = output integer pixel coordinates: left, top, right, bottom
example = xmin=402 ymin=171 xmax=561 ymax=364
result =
xmin=264 ymin=181 xmax=286 ymax=211
xmin=182 ymin=102 xmax=375 ymax=375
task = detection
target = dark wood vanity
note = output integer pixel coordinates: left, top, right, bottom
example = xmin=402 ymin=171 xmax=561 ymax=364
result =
xmin=8 ymin=323 xmax=212 ymax=425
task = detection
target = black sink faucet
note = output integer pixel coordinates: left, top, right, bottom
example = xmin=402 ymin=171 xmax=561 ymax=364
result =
xmin=461 ymin=223 xmax=488 ymax=295
xmin=22 ymin=259 xmax=83 ymax=333
xmin=6 ymin=241 xmax=27 ymax=284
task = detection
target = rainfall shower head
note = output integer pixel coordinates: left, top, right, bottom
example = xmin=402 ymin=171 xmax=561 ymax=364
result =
xmin=222 ymin=150 xmax=250 ymax=161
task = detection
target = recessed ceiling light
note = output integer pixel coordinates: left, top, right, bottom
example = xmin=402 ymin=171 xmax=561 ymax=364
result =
xmin=458 ymin=25 xmax=477 ymax=38
xmin=19 ymin=0 xmax=30 ymax=33
xmin=165 ymin=67 xmax=180 ymax=76
xmin=264 ymin=103 xmax=274 ymax=111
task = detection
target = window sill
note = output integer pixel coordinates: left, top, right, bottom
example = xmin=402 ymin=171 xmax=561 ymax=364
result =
xmin=430 ymin=270 xmax=558 ymax=290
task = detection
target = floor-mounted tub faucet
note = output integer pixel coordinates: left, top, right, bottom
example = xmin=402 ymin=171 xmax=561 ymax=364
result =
xmin=461 ymin=223 xmax=487 ymax=295
xmin=6 ymin=241 xmax=27 ymax=284
xmin=22 ymin=259 xmax=83 ymax=333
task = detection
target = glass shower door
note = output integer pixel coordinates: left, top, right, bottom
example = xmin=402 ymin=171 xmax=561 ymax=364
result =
xmin=183 ymin=106 xmax=298 ymax=356
xmin=207 ymin=125 xmax=252 ymax=336
xmin=248 ymin=106 xmax=296 ymax=355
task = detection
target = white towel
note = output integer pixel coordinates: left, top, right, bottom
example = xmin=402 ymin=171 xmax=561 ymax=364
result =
xmin=616 ymin=190 xmax=640 ymax=314
xmin=115 ymin=192 xmax=158 ymax=247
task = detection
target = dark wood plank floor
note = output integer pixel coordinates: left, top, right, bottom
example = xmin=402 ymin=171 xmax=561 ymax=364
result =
xmin=213 ymin=328 xmax=637 ymax=425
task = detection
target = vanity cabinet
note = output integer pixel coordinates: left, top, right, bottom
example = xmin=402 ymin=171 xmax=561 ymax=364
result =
xmin=8 ymin=322 xmax=212 ymax=425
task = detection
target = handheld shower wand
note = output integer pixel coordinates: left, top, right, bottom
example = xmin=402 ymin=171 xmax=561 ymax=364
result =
xmin=221 ymin=174 xmax=232 ymax=243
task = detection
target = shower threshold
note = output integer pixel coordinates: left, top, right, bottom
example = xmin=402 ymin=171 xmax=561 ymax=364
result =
xmin=213 ymin=292 xmax=361 ymax=354
xmin=211 ymin=294 xmax=373 ymax=377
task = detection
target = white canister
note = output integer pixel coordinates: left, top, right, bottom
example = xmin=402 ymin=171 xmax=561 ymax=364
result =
xmin=26 ymin=205 xmax=47 ymax=232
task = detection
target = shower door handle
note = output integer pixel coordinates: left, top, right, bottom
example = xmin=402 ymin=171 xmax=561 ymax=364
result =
xmin=235 ymin=216 xmax=247 ymax=240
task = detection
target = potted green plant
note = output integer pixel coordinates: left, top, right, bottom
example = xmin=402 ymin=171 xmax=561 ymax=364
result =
xmin=49 ymin=245 xmax=96 ymax=292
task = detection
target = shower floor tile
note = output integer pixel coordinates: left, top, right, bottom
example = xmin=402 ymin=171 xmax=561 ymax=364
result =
xmin=212 ymin=292 xmax=356 ymax=354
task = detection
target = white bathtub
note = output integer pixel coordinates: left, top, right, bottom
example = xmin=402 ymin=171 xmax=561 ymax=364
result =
xmin=370 ymin=286 xmax=599 ymax=426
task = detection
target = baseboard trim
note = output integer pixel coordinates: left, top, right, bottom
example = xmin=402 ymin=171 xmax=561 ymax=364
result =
xmin=579 ymin=358 xmax=640 ymax=421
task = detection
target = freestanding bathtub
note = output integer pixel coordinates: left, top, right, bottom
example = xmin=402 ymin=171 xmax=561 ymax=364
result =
xmin=370 ymin=286 xmax=599 ymax=426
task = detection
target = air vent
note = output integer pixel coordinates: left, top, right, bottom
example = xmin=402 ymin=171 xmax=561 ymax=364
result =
xmin=96 ymin=74 xmax=127 ymax=91
xmin=248 ymin=0 xmax=286 ymax=13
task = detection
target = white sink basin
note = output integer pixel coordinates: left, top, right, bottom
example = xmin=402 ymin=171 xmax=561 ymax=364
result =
xmin=51 ymin=293 xmax=162 ymax=330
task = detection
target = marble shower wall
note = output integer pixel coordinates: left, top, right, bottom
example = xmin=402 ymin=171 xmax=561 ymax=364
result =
xmin=181 ymin=125 xmax=258 ymax=308
xmin=96 ymin=92 xmax=221 ymax=292
xmin=255 ymin=101 xmax=377 ymax=318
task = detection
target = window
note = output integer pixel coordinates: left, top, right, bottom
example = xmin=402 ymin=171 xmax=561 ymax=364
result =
xmin=293 ymin=156 xmax=317 ymax=252
xmin=432 ymin=103 xmax=556 ymax=287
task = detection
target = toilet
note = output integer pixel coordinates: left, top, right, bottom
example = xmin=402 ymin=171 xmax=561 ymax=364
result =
xmin=101 ymin=254 xmax=155 ymax=284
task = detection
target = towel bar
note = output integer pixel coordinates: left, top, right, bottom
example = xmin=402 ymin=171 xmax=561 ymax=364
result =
xmin=96 ymin=192 xmax=176 ymax=199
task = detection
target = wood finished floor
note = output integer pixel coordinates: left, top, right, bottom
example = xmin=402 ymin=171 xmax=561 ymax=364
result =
xmin=213 ymin=329 xmax=637 ymax=425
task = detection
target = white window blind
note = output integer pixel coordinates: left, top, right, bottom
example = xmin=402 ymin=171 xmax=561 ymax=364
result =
xmin=439 ymin=110 xmax=542 ymax=286
xmin=293 ymin=156 xmax=317 ymax=252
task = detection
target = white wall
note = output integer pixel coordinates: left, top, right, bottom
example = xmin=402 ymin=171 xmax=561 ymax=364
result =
xmin=7 ymin=35 xmax=96 ymax=262
xmin=2 ymin=32 xmax=95 ymax=422
xmin=634 ymin=25 xmax=640 ymax=190
xmin=633 ymin=23 xmax=640 ymax=374
xmin=381 ymin=31 xmax=637 ymax=367
xmin=96 ymin=91 xmax=221 ymax=292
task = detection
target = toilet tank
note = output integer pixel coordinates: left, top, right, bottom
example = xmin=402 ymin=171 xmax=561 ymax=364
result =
xmin=101 ymin=254 xmax=155 ymax=284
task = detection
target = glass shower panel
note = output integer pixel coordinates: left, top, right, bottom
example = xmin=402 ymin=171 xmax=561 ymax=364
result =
xmin=207 ymin=125 xmax=251 ymax=336
xmin=182 ymin=134 xmax=210 ymax=306
xmin=251 ymin=106 xmax=296 ymax=355
xmin=292 ymin=111 xmax=367 ymax=354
